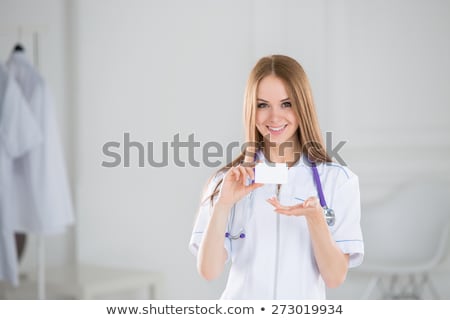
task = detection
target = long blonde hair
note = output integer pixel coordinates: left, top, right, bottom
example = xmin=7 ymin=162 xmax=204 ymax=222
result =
xmin=208 ymin=54 xmax=331 ymax=203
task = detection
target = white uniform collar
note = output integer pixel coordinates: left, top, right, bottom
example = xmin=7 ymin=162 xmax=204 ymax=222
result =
xmin=255 ymin=149 xmax=308 ymax=168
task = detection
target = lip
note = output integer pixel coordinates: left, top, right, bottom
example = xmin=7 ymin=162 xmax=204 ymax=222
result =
xmin=267 ymin=124 xmax=287 ymax=135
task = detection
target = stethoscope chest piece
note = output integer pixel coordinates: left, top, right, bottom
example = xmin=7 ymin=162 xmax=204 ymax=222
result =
xmin=323 ymin=207 xmax=335 ymax=226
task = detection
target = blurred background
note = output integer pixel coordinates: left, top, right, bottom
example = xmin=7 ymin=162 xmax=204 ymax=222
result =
xmin=0 ymin=0 xmax=449 ymax=299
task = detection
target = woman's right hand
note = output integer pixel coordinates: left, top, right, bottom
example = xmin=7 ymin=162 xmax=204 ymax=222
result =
xmin=216 ymin=164 xmax=263 ymax=208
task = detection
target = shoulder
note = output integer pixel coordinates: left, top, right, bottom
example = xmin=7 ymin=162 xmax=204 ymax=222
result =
xmin=319 ymin=162 xmax=359 ymax=189
xmin=207 ymin=169 xmax=226 ymax=189
xmin=201 ymin=170 xmax=226 ymax=204
xmin=322 ymin=162 xmax=356 ymax=179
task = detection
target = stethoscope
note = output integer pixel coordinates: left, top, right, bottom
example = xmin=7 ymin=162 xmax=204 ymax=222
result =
xmin=225 ymin=156 xmax=335 ymax=240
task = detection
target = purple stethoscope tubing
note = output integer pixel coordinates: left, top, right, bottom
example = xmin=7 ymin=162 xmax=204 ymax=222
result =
xmin=311 ymin=163 xmax=327 ymax=208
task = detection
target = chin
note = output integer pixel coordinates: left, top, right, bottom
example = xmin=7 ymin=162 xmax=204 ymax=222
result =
xmin=266 ymin=133 xmax=297 ymax=145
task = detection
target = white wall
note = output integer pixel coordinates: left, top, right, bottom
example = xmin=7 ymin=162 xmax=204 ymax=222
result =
xmin=1 ymin=0 xmax=450 ymax=299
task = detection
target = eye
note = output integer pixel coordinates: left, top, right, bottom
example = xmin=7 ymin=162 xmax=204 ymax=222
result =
xmin=281 ymin=101 xmax=292 ymax=108
xmin=257 ymin=102 xmax=269 ymax=108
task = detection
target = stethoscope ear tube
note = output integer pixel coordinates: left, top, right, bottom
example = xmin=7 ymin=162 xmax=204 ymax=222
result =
xmin=225 ymin=232 xmax=246 ymax=240
xmin=225 ymin=200 xmax=248 ymax=240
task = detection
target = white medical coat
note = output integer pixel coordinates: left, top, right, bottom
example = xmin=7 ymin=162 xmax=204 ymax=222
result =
xmin=6 ymin=51 xmax=74 ymax=234
xmin=0 ymin=64 xmax=42 ymax=285
xmin=189 ymin=151 xmax=364 ymax=299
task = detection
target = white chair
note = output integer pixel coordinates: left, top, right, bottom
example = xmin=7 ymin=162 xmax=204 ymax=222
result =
xmin=359 ymin=180 xmax=450 ymax=299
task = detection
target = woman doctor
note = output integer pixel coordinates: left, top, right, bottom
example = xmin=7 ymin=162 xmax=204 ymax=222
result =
xmin=189 ymin=55 xmax=364 ymax=299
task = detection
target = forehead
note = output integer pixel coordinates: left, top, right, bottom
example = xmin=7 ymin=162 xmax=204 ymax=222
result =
xmin=257 ymin=75 xmax=290 ymax=100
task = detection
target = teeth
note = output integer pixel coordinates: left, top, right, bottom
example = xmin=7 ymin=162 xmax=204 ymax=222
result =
xmin=269 ymin=125 xmax=286 ymax=132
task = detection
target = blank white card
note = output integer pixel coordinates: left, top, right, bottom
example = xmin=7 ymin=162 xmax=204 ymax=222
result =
xmin=254 ymin=162 xmax=288 ymax=184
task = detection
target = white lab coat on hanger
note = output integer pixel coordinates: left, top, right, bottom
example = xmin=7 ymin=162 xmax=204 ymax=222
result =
xmin=6 ymin=51 xmax=74 ymax=235
xmin=0 ymin=64 xmax=42 ymax=285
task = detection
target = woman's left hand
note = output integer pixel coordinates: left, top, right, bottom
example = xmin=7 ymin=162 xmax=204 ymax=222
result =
xmin=267 ymin=196 xmax=322 ymax=218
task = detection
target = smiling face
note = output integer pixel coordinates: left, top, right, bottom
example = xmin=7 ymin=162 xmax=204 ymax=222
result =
xmin=255 ymin=74 xmax=300 ymax=147
xmin=243 ymin=55 xmax=330 ymax=164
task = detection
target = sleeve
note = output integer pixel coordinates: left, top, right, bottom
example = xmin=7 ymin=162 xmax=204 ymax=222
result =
xmin=329 ymin=174 xmax=364 ymax=268
xmin=188 ymin=173 xmax=232 ymax=263
xmin=0 ymin=77 xmax=42 ymax=158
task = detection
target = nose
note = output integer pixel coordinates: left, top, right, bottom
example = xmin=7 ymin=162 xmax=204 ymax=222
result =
xmin=268 ymin=105 xmax=283 ymax=123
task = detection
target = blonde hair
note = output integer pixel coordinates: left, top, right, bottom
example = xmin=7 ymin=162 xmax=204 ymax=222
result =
xmin=208 ymin=54 xmax=331 ymax=203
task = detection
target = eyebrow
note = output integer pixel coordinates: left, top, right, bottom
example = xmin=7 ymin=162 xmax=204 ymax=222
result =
xmin=257 ymin=98 xmax=290 ymax=102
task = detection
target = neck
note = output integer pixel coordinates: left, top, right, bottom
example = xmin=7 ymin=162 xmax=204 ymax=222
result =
xmin=262 ymin=138 xmax=301 ymax=167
